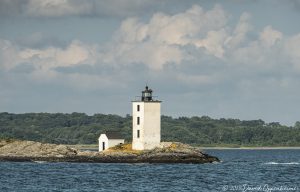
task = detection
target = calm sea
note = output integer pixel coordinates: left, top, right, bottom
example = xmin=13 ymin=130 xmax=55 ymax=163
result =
xmin=0 ymin=149 xmax=299 ymax=192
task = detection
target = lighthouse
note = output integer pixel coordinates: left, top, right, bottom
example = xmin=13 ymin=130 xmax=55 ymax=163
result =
xmin=132 ymin=86 xmax=161 ymax=150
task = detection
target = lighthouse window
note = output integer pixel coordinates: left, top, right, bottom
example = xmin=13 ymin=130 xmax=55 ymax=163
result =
xmin=137 ymin=130 xmax=140 ymax=138
xmin=137 ymin=105 xmax=140 ymax=111
xmin=137 ymin=117 xmax=140 ymax=125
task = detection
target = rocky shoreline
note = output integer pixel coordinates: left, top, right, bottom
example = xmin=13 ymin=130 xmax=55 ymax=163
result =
xmin=0 ymin=140 xmax=219 ymax=164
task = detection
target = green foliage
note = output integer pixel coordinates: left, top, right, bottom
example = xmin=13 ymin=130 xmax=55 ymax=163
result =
xmin=295 ymin=121 xmax=300 ymax=129
xmin=0 ymin=112 xmax=299 ymax=146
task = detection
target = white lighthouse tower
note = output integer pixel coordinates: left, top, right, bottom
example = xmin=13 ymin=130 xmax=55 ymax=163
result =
xmin=132 ymin=86 xmax=161 ymax=150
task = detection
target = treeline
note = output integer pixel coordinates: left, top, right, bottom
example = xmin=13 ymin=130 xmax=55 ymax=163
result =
xmin=0 ymin=112 xmax=300 ymax=146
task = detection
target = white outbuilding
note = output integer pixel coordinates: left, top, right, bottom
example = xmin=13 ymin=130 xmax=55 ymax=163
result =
xmin=98 ymin=131 xmax=125 ymax=152
xmin=132 ymin=86 xmax=161 ymax=150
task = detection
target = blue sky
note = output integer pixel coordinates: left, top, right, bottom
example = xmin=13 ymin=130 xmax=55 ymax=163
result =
xmin=1 ymin=0 xmax=300 ymax=126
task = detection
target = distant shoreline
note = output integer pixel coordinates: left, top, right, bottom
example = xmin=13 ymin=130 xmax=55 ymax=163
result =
xmin=67 ymin=144 xmax=300 ymax=151
xmin=200 ymin=146 xmax=300 ymax=150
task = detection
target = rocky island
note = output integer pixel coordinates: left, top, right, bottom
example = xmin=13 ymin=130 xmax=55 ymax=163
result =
xmin=0 ymin=140 xmax=219 ymax=164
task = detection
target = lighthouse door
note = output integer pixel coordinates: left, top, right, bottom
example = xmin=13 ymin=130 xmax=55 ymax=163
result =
xmin=102 ymin=142 xmax=105 ymax=150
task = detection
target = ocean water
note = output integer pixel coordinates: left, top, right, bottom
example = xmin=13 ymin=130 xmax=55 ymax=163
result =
xmin=0 ymin=149 xmax=299 ymax=192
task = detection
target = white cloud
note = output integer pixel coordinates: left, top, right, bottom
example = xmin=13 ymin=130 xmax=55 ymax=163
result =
xmin=0 ymin=38 xmax=100 ymax=86
xmin=1 ymin=4 xmax=300 ymax=78
xmin=194 ymin=29 xmax=227 ymax=58
xmin=104 ymin=4 xmax=229 ymax=70
xmin=260 ymin=25 xmax=282 ymax=47
xmin=225 ymin=12 xmax=252 ymax=49
xmin=0 ymin=39 xmax=21 ymax=70
xmin=228 ymin=24 xmax=285 ymax=71
xmin=1 ymin=4 xmax=299 ymax=76
xmin=284 ymin=33 xmax=300 ymax=70
xmin=19 ymin=40 xmax=97 ymax=70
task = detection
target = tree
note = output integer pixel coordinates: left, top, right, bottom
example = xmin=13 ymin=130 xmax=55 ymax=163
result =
xmin=294 ymin=121 xmax=300 ymax=129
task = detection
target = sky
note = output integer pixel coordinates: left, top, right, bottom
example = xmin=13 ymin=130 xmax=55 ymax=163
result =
xmin=1 ymin=0 xmax=300 ymax=126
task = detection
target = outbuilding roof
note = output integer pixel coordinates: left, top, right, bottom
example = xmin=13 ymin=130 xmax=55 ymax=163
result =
xmin=105 ymin=131 xmax=123 ymax=139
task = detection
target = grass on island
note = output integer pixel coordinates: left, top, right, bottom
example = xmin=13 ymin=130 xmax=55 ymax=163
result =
xmin=106 ymin=143 xmax=144 ymax=154
xmin=169 ymin=143 xmax=178 ymax=150
xmin=106 ymin=142 xmax=186 ymax=153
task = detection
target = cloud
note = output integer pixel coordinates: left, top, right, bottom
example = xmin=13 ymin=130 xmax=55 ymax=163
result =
xmin=0 ymin=39 xmax=21 ymax=70
xmin=1 ymin=4 xmax=299 ymax=77
xmin=225 ymin=12 xmax=252 ymax=49
xmin=259 ymin=25 xmax=282 ymax=47
xmin=0 ymin=39 xmax=100 ymax=89
xmin=227 ymin=25 xmax=284 ymax=71
xmin=0 ymin=0 xmax=164 ymax=18
xmin=194 ymin=29 xmax=227 ymax=58
xmin=284 ymin=33 xmax=300 ymax=70
xmin=25 ymin=0 xmax=92 ymax=17
xmin=19 ymin=40 xmax=97 ymax=69
xmin=0 ymin=4 xmax=231 ymax=71
xmin=103 ymin=4 xmax=229 ymax=70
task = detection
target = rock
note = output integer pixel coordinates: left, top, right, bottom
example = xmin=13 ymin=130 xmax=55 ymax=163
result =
xmin=0 ymin=140 xmax=77 ymax=158
xmin=0 ymin=140 xmax=219 ymax=163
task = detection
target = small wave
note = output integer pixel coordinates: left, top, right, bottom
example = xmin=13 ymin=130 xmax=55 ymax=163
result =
xmin=33 ymin=161 xmax=47 ymax=164
xmin=264 ymin=162 xmax=299 ymax=165
xmin=212 ymin=161 xmax=222 ymax=164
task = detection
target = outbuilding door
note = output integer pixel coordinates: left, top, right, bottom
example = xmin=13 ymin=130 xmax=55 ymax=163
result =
xmin=102 ymin=142 xmax=105 ymax=150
